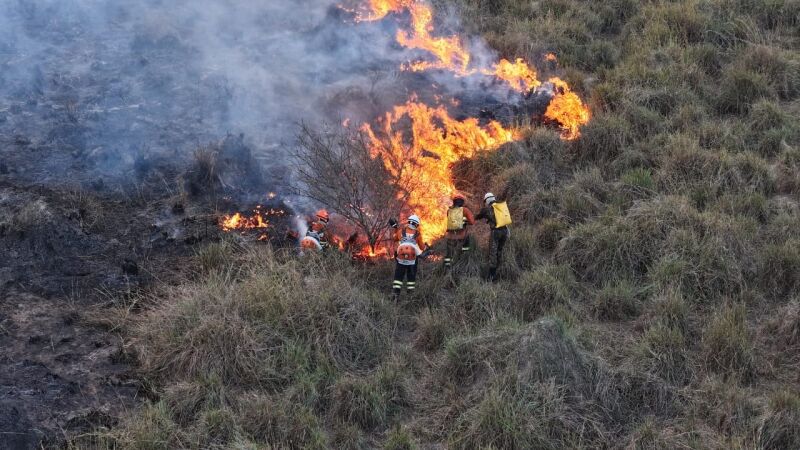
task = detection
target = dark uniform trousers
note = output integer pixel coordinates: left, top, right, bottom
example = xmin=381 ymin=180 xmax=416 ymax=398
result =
xmin=393 ymin=262 xmax=418 ymax=294
xmin=488 ymin=227 xmax=509 ymax=278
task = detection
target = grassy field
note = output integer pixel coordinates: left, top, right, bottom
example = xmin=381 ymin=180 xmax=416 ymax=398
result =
xmin=76 ymin=0 xmax=800 ymax=448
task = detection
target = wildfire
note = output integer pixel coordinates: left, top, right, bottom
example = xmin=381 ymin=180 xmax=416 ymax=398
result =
xmin=219 ymin=205 xmax=286 ymax=239
xmin=545 ymin=78 xmax=591 ymax=141
xmin=484 ymin=58 xmax=542 ymax=93
xmin=362 ymin=99 xmax=517 ymax=241
xmin=353 ymin=0 xmax=472 ymax=74
xmin=350 ymin=0 xmax=590 ymax=139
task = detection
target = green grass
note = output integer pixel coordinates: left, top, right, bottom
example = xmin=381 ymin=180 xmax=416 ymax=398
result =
xmin=97 ymin=0 xmax=800 ymax=447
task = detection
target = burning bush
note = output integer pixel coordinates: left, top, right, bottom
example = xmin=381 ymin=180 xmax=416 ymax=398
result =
xmin=293 ymin=124 xmax=409 ymax=253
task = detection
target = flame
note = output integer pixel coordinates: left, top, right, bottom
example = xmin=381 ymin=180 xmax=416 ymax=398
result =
xmin=362 ymin=99 xmax=517 ymax=241
xmin=483 ymin=58 xmax=541 ymax=92
xmin=356 ymin=0 xmax=471 ymax=74
xmin=219 ymin=206 xmax=286 ymax=233
xmin=351 ymin=0 xmax=590 ymax=138
xmin=544 ymin=78 xmax=591 ymax=140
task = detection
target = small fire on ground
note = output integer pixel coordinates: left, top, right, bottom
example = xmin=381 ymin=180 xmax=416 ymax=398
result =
xmin=219 ymin=205 xmax=287 ymax=241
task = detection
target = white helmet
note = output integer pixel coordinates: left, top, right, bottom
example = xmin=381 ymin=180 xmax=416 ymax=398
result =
xmin=484 ymin=192 xmax=496 ymax=205
xmin=407 ymin=214 xmax=420 ymax=228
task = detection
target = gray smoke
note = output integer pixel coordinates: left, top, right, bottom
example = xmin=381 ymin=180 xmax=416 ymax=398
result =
xmin=0 ymin=0 xmax=531 ymax=192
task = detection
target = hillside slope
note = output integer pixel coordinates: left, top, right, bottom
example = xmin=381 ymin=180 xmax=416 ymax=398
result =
xmin=80 ymin=0 xmax=800 ymax=449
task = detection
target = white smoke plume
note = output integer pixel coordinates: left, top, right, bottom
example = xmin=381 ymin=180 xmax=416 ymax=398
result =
xmin=0 ymin=0 xmax=535 ymax=192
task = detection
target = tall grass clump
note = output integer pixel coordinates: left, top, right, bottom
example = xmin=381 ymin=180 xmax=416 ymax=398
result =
xmin=702 ymin=303 xmax=755 ymax=381
xmin=757 ymin=390 xmax=800 ymax=450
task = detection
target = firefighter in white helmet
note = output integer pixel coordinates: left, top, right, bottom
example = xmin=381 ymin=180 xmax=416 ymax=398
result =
xmin=389 ymin=214 xmax=426 ymax=297
xmin=475 ymin=190 xmax=512 ymax=282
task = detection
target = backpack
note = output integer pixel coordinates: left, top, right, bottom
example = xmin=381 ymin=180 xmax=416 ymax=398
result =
xmin=447 ymin=207 xmax=465 ymax=231
xmin=301 ymin=235 xmax=323 ymax=251
xmin=397 ymin=228 xmax=421 ymax=265
xmin=492 ymin=202 xmax=512 ymax=228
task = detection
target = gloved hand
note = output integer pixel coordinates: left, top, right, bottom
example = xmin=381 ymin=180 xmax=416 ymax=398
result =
xmin=388 ymin=218 xmax=398 ymax=228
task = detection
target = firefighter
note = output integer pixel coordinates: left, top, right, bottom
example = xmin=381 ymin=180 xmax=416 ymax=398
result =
xmin=390 ymin=214 xmax=425 ymax=297
xmin=300 ymin=209 xmax=330 ymax=252
xmin=475 ymin=192 xmax=512 ymax=282
xmin=444 ymin=192 xmax=475 ymax=269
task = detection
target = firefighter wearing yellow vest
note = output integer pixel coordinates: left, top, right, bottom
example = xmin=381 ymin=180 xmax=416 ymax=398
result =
xmin=476 ymin=192 xmax=512 ymax=281
xmin=390 ymin=215 xmax=425 ymax=297
xmin=444 ymin=193 xmax=475 ymax=269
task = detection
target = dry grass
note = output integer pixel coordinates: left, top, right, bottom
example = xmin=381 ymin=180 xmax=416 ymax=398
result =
xmin=100 ymin=0 xmax=800 ymax=447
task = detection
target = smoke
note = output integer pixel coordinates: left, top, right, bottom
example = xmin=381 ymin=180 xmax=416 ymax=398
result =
xmin=0 ymin=0 xmax=529 ymax=192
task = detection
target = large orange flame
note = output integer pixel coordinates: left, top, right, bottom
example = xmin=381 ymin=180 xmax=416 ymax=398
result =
xmin=483 ymin=58 xmax=542 ymax=93
xmin=545 ymin=78 xmax=591 ymax=140
xmin=361 ymin=99 xmax=517 ymax=241
xmin=352 ymin=0 xmax=590 ymax=139
xmin=354 ymin=0 xmax=472 ymax=74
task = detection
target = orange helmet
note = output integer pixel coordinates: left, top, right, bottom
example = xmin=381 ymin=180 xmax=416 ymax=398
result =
xmin=453 ymin=192 xmax=466 ymax=202
xmin=316 ymin=209 xmax=330 ymax=223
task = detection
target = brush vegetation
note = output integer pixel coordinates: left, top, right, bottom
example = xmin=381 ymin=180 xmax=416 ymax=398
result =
xmin=81 ymin=0 xmax=799 ymax=448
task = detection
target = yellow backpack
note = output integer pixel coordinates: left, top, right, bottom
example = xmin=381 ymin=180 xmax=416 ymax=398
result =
xmin=447 ymin=207 xmax=465 ymax=231
xmin=492 ymin=202 xmax=512 ymax=228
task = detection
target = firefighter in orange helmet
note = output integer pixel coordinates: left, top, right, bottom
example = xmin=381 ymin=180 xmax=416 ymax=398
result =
xmin=390 ymin=214 xmax=425 ymax=297
xmin=444 ymin=192 xmax=475 ymax=269
xmin=300 ymin=209 xmax=330 ymax=252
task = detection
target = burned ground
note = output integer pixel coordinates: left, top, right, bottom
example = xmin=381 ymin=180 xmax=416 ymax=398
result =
xmin=0 ymin=177 xmax=191 ymax=448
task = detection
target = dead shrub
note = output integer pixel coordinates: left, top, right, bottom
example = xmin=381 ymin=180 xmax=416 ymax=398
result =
xmin=64 ymin=188 xmax=105 ymax=231
xmin=183 ymin=146 xmax=221 ymax=196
